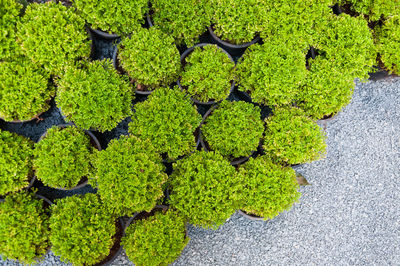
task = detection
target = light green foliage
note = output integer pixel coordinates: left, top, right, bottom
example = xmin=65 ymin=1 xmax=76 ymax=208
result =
xmin=33 ymin=126 xmax=94 ymax=189
xmin=0 ymin=56 xmax=53 ymax=122
xmin=50 ymin=193 xmax=116 ymax=266
xmin=122 ymin=209 xmax=189 ymax=266
xmin=0 ymin=0 xmax=23 ymax=60
xmin=236 ymin=42 xmax=307 ymax=106
xmin=0 ymin=191 xmax=50 ymax=264
xmin=56 ymin=59 xmax=133 ymax=132
xmin=118 ymin=28 xmax=181 ymax=90
xmin=17 ymin=2 xmax=91 ymax=75
xmin=92 ymin=135 xmax=167 ymax=217
xmin=128 ymin=87 xmax=201 ymax=160
xmin=169 ymin=151 xmax=240 ymax=228
xmin=74 ymin=0 xmax=148 ymax=35
xmin=263 ymin=107 xmax=327 ymax=165
xmin=339 ymin=0 xmax=399 ymax=21
xmin=180 ymin=45 xmax=235 ymax=102
xmin=201 ymin=101 xmax=264 ymax=159
xmin=0 ymin=129 xmax=33 ymax=196
xmin=151 ymin=0 xmax=212 ymax=46
xmin=238 ymin=157 xmax=301 ymax=219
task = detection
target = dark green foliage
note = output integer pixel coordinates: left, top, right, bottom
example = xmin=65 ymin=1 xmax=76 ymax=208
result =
xmin=0 ymin=129 xmax=34 ymax=196
xmin=339 ymin=0 xmax=399 ymax=21
xmin=263 ymin=107 xmax=327 ymax=165
xmin=0 ymin=191 xmax=50 ymax=264
xmin=122 ymin=209 xmax=189 ymax=266
xmin=56 ymin=59 xmax=133 ymax=132
xmin=169 ymin=151 xmax=240 ymax=228
xmin=50 ymin=193 xmax=116 ymax=266
xmin=180 ymin=45 xmax=235 ymax=102
xmin=128 ymin=87 xmax=201 ymax=160
xmin=92 ymin=135 xmax=167 ymax=217
xmin=238 ymin=156 xmax=301 ymax=219
xmin=201 ymin=101 xmax=264 ymax=159
xmin=33 ymin=126 xmax=94 ymax=189
xmin=0 ymin=0 xmax=23 ymax=60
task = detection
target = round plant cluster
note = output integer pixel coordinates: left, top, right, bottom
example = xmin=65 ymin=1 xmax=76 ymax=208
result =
xmin=0 ymin=0 xmax=23 ymax=60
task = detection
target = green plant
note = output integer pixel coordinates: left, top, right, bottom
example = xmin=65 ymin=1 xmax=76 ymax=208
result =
xmin=180 ymin=45 xmax=235 ymax=102
xmin=151 ymin=0 xmax=212 ymax=46
xmin=91 ymin=135 xmax=167 ymax=217
xmin=236 ymin=41 xmax=307 ymax=106
xmin=339 ymin=0 xmax=399 ymax=21
xmin=263 ymin=107 xmax=327 ymax=165
xmin=0 ymin=0 xmax=23 ymax=60
xmin=128 ymin=87 xmax=201 ymax=160
xmin=118 ymin=28 xmax=181 ymax=90
xmin=56 ymin=59 xmax=133 ymax=132
xmin=0 ymin=129 xmax=34 ymax=196
xmin=201 ymin=101 xmax=264 ymax=159
xmin=73 ymin=0 xmax=148 ymax=35
xmin=168 ymin=151 xmax=240 ymax=228
xmin=50 ymin=193 xmax=116 ymax=266
xmin=33 ymin=126 xmax=95 ymax=189
xmin=238 ymin=156 xmax=301 ymax=219
xmin=17 ymin=2 xmax=91 ymax=75
xmin=122 ymin=209 xmax=189 ymax=266
xmin=0 ymin=191 xmax=50 ymax=264
xmin=0 ymin=56 xmax=54 ymax=122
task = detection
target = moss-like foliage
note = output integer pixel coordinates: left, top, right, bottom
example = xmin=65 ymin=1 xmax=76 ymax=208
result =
xmin=0 ymin=56 xmax=53 ymax=122
xmin=263 ymin=107 xmax=327 ymax=165
xmin=50 ymin=193 xmax=116 ymax=266
xmin=92 ymin=135 xmax=167 ymax=217
xmin=17 ymin=2 xmax=91 ymax=75
xmin=201 ymin=101 xmax=264 ymax=159
xmin=0 ymin=129 xmax=34 ymax=196
xmin=339 ymin=0 xmax=399 ymax=21
xmin=0 ymin=0 xmax=23 ymax=60
xmin=118 ymin=28 xmax=181 ymax=90
xmin=169 ymin=151 xmax=240 ymax=228
xmin=238 ymin=157 xmax=301 ymax=219
xmin=74 ymin=0 xmax=148 ymax=35
xmin=122 ymin=209 xmax=189 ymax=266
xmin=180 ymin=45 xmax=235 ymax=103
xmin=236 ymin=42 xmax=307 ymax=106
xmin=33 ymin=126 xmax=94 ymax=189
xmin=151 ymin=0 xmax=211 ymax=46
xmin=129 ymin=87 xmax=201 ymax=160
xmin=56 ymin=59 xmax=133 ymax=132
xmin=0 ymin=191 xmax=50 ymax=264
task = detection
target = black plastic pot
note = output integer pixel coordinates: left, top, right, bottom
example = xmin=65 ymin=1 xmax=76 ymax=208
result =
xmin=89 ymin=28 xmax=120 ymax=40
xmin=177 ymin=43 xmax=236 ymax=105
xmin=237 ymin=209 xmax=266 ymax=221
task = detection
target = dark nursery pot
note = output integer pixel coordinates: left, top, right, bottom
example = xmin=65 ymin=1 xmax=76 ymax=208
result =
xmin=237 ymin=209 xmax=266 ymax=221
xmin=177 ymin=43 xmax=236 ymax=105
xmin=89 ymin=27 xmax=120 ymax=40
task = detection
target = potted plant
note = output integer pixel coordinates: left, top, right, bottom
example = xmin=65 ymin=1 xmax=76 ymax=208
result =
xmin=237 ymin=156 xmax=301 ymax=221
xmin=56 ymin=59 xmax=133 ymax=132
xmin=0 ymin=191 xmax=51 ymax=264
xmin=178 ymin=44 xmax=235 ymax=105
xmin=168 ymin=151 xmax=240 ymax=228
xmin=128 ymin=87 xmax=202 ymax=161
xmin=263 ymin=107 xmax=327 ymax=165
xmin=50 ymin=193 xmax=123 ymax=266
xmin=0 ymin=56 xmax=54 ymax=122
xmin=17 ymin=1 xmax=92 ymax=75
xmin=91 ymin=135 xmax=168 ymax=217
xmin=122 ymin=207 xmax=189 ymax=265
xmin=0 ymin=129 xmax=34 ymax=197
xmin=114 ymin=27 xmax=181 ymax=94
xmin=338 ymin=0 xmax=398 ymax=21
xmin=0 ymin=0 xmax=23 ymax=61
xmin=200 ymin=101 xmax=264 ymax=165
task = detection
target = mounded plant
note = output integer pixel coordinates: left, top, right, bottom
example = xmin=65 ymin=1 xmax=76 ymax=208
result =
xmin=91 ymin=135 xmax=167 ymax=217
xmin=168 ymin=151 xmax=240 ymax=228
xmin=180 ymin=45 xmax=235 ymax=103
xmin=339 ymin=0 xmax=399 ymax=21
xmin=128 ymin=87 xmax=201 ymax=161
xmin=122 ymin=209 xmax=189 ymax=266
xmin=50 ymin=193 xmax=117 ymax=266
xmin=201 ymin=100 xmax=264 ymax=159
xmin=56 ymin=59 xmax=133 ymax=132
xmin=0 ymin=129 xmax=34 ymax=196
xmin=0 ymin=191 xmax=50 ymax=264
xmin=263 ymin=107 xmax=327 ymax=165
xmin=238 ymin=156 xmax=301 ymax=219
xmin=17 ymin=2 xmax=91 ymax=75
xmin=0 ymin=0 xmax=23 ymax=60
